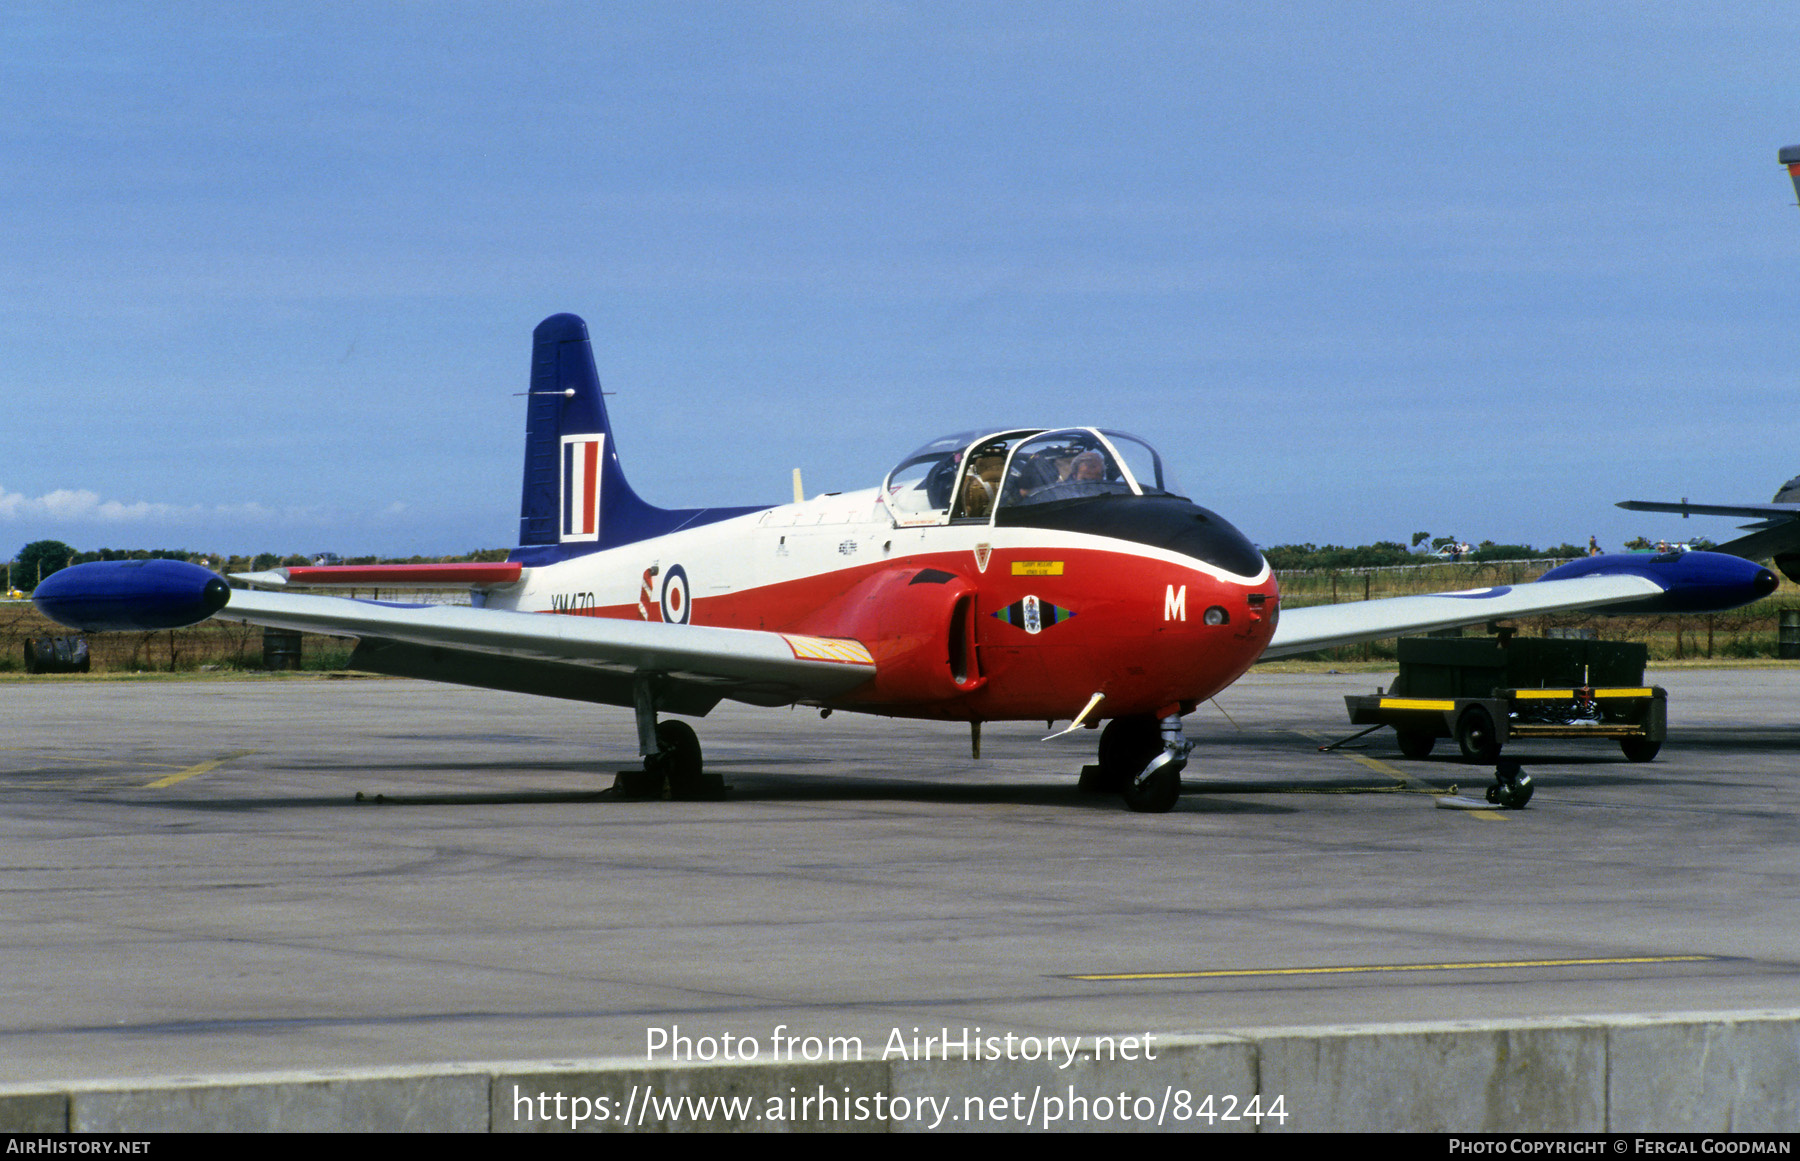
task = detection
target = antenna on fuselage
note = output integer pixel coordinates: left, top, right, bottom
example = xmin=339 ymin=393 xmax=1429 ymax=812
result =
xmin=793 ymin=469 xmax=805 ymax=504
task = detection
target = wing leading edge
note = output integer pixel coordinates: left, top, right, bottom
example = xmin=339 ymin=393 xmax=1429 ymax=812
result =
xmin=1615 ymin=500 xmax=1800 ymax=521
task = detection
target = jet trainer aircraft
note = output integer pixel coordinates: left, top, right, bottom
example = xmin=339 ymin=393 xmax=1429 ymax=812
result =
xmin=34 ymin=314 xmax=1779 ymax=811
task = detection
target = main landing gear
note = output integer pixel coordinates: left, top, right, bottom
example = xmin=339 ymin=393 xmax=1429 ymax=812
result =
xmin=1079 ymin=713 xmax=1192 ymax=813
xmin=613 ymin=678 xmax=726 ymax=800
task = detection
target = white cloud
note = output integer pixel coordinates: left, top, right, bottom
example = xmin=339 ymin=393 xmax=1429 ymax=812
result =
xmin=0 ymin=484 xmax=300 ymax=524
xmin=0 ymin=485 xmax=190 ymax=522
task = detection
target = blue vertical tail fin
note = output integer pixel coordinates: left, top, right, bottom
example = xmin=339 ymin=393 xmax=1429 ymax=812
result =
xmin=512 ymin=313 xmax=763 ymax=564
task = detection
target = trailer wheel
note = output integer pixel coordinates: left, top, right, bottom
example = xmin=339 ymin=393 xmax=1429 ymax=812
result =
xmin=1619 ymin=737 xmax=1661 ymax=763
xmin=1395 ymin=729 xmax=1435 ymax=759
xmin=1455 ymin=707 xmax=1501 ymax=763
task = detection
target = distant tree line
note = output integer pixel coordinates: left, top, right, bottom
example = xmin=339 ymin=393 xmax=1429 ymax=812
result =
xmin=6 ymin=539 xmax=510 ymax=592
xmin=1265 ymin=538 xmax=1604 ymax=571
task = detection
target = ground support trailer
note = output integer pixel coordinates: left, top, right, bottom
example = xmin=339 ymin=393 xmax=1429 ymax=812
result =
xmin=1343 ymin=635 xmax=1667 ymax=763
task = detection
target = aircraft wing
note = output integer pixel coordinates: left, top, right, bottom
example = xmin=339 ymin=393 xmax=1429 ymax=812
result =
xmin=218 ymin=588 xmax=875 ymax=713
xmin=1616 ymin=499 xmax=1800 ymax=521
xmin=30 ymin=561 xmax=874 ymax=716
xmin=1262 ymin=573 xmax=1666 ymax=659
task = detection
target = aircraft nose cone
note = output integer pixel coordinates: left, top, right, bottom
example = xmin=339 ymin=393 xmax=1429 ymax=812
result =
xmin=1755 ymin=567 xmax=1779 ymax=598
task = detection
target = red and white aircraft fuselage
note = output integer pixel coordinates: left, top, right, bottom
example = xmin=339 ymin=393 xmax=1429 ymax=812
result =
xmin=496 ymin=476 xmax=1276 ymax=723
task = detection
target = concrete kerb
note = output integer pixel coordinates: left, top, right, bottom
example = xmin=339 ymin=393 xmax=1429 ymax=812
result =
xmin=1 ymin=1012 xmax=1795 ymax=1132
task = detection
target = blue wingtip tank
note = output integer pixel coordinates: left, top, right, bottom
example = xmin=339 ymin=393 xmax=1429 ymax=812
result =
xmin=31 ymin=559 xmax=232 ymax=632
xmin=1538 ymin=551 xmax=1778 ymax=614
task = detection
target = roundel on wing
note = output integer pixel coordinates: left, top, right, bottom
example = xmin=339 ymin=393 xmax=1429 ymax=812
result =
xmin=661 ymin=564 xmax=691 ymax=624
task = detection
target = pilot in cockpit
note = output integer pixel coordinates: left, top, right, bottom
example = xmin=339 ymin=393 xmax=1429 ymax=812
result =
xmin=1069 ymin=451 xmax=1105 ymax=482
xmin=959 ymin=447 xmax=1008 ymax=518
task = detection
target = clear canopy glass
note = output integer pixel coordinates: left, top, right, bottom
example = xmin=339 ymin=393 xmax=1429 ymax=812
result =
xmin=881 ymin=427 xmax=1183 ymax=525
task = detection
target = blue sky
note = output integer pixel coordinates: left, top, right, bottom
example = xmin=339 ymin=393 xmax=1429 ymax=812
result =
xmin=3 ymin=3 xmax=1797 ymax=559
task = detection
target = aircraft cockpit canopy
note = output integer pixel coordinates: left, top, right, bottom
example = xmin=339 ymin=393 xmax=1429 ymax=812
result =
xmin=880 ymin=427 xmax=1184 ymax=526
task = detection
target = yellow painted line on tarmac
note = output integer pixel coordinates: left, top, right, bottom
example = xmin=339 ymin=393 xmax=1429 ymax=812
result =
xmin=1300 ymin=731 xmax=1506 ymax=821
xmin=1347 ymin=752 xmax=1430 ymax=790
xmin=1347 ymin=753 xmax=1501 ymax=818
xmin=145 ymin=749 xmax=255 ymax=789
xmin=1069 ymin=955 xmax=1720 ymax=982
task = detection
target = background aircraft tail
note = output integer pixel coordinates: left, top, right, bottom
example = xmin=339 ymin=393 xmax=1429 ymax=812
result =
xmin=1621 ymin=471 xmax=1800 ymax=584
xmin=1725 ymin=473 xmax=1800 ymax=583
xmin=512 ymin=313 xmax=762 ymax=564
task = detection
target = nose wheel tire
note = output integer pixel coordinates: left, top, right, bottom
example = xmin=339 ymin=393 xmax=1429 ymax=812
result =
xmin=1121 ymin=757 xmax=1185 ymax=813
xmin=1098 ymin=715 xmax=1185 ymax=813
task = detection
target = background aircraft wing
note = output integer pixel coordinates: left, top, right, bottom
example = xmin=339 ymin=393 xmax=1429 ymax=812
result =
xmin=1616 ymin=499 xmax=1800 ymax=520
xmin=1262 ymin=573 xmax=1667 ymax=659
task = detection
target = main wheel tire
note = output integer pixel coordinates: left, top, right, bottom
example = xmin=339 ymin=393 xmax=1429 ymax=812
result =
xmin=613 ymin=765 xmax=667 ymax=799
xmin=1619 ymin=737 xmax=1662 ymax=763
xmin=1455 ymin=707 xmax=1501 ymax=764
xmin=1395 ymin=729 xmax=1436 ymax=759
xmin=656 ymin=719 xmax=720 ymax=799
xmin=1121 ymin=758 xmax=1184 ymax=813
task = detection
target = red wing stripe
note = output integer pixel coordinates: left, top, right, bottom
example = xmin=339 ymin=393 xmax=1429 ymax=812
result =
xmin=281 ymin=563 xmax=523 ymax=586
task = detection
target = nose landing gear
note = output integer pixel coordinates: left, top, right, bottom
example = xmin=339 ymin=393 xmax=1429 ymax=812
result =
xmin=1085 ymin=713 xmax=1191 ymax=812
